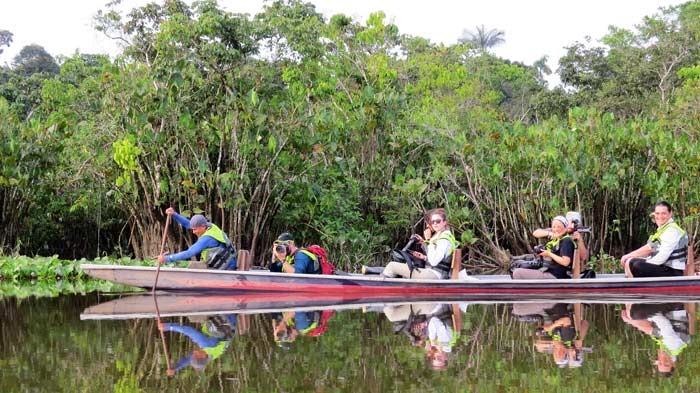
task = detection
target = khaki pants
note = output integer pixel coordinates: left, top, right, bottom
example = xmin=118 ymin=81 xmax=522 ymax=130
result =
xmin=382 ymin=262 xmax=443 ymax=279
xmin=512 ymin=268 xmax=556 ymax=279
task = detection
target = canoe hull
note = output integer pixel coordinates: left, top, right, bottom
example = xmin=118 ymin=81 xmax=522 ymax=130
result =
xmin=80 ymin=264 xmax=700 ymax=296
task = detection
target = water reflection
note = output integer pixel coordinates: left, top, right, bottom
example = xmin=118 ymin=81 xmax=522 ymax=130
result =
xmin=621 ymin=303 xmax=690 ymax=377
xmin=159 ymin=314 xmax=237 ymax=375
xmin=5 ymin=293 xmax=700 ymax=391
xmin=513 ymin=303 xmax=590 ymax=368
xmin=381 ymin=303 xmax=465 ymax=371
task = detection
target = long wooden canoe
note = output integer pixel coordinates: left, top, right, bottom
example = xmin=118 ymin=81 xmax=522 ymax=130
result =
xmin=80 ymin=291 xmax=700 ymax=320
xmin=80 ymin=263 xmax=700 ymax=296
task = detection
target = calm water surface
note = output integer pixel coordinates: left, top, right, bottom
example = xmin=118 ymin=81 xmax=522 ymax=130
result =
xmin=2 ymin=293 xmax=700 ymax=392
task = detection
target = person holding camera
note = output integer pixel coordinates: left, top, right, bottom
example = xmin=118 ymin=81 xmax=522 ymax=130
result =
xmin=532 ymin=211 xmax=589 ymax=262
xmin=620 ymin=201 xmax=688 ymax=278
xmin=269 ymin=232 xmax=321 ymax=274
xmin=157 ymin=208 xmax=237 ymax=269
xmin=513 ymin=215 xmax=575 ymax=279
xmin=381 ymin=208 xmax=457 ymax=279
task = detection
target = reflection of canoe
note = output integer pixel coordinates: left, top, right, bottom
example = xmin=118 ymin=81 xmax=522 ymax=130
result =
xmin=80 ymin=263 xmax=700 ymax=296
xmin=80 ymin=292 xmax=700 ymax=320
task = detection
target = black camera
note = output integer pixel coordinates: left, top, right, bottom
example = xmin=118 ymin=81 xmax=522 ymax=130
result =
xmin=532 ymin=244 xmax=547 ymax=255
xmin=569 ymin=223 xmax=592 ymax=234
xmin=275 ymin=244 xmax=287 ymax=254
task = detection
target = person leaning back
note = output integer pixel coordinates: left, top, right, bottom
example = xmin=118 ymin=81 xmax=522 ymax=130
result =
xmin=157 ymin=207 xmax=237 ymax=269
xmin=620 ymin=201 xmax=688 ymax=278
xmin=381 ymin=208 xmax=457 ymax=279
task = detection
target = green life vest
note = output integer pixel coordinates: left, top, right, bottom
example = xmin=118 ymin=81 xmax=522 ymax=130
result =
xmin=285 ymin=250 xmax=321 ymax=273
xmin=426 ymin=231 xmax=459 ymax=274
xmin=201 ymin=224 xmax=235 ymax=269
xmin=647 ymin=220 xmax=688 ymax=268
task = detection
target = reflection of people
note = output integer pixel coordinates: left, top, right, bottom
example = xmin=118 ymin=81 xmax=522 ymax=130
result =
xmin=529 ymin=303 xmax=589 ymax=368
xmin=158 ymin=315 xmax=237 ymax=373
xmin=513 ymin=216 xmax=575 ymax=279
xmin=382 ymin=209 xmax=457 ymax=279
xmin=269 ymin=233 xmax=320 ymax=274
xmin=157 ymin=208 xmax=237 ymax=269
xmin=272 ymin=310 xmax=334 ymax=349
xmin=620 ymin=201 xmax=688 ymax=278
xmin=621 ymin=303 xmax=690 ymax=377
xmin=424 ymin=305 xmax=457 ymax=371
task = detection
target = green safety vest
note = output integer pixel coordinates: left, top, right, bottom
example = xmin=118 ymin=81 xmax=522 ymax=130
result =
xmin=426 ymin=231 xmax=459 ymax=274
xmin=647 ymin=220 xmax=688 ymax=268
xmin=285 ymin=249 xmax=321 ymax=273
xmin=200 ymin=224 xmax=229 ymax=262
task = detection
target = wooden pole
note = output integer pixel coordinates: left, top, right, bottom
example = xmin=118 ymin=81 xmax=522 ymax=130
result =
xmin=572 ymin=249 xmax=581 ymax=279
xmin=237 ymin=249 xmax=251 ymax=271
xmin=153 ymin=294 xmax=174 ymax=376
xmin=685 ymin=238 xmax=695 ymax=276
xmin=153 ymin=214 xmax=171 ymax=293
xmin=451 ymin=248 xmax=462 ymax=279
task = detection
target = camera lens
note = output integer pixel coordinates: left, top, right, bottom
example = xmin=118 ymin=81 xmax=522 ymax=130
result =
xmin=275 ymin=245 xmax=286 ymax=254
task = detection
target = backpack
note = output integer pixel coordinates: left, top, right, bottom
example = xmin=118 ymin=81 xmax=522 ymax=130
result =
xmin=305 ymin=310 xmax=336 ymax=337
xmin=304 ymin=245 xmax=336 ymax=275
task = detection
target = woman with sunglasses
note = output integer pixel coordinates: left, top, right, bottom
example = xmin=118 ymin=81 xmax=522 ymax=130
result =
xmin=382 ymin=208 xmax=458 ymax=279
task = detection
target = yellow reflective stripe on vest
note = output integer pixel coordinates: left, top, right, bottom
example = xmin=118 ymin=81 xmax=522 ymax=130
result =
xmin=200 ymin=224 xmax=227 ymax=262
xmin=546 ymin=234 xmax=575 ymax=251
xmin=427 ymin=232 xmax=458 ymax=254
xmin=202 ymin=340 xmax=227 ymax=360
xmin=649 ymin=221 xmax=686 ymax=243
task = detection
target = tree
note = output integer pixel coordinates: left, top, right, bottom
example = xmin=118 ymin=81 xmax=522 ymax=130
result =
xmin=12 ymin=44 xmax=59 ymax=76
xmin=458 ymin=25 xmax=505 ymax=51
xmin=0 ymin=29 xmax=12 ymax=56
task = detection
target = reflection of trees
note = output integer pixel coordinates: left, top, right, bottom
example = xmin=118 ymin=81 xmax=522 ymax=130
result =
xmin=6 ymin=298 xmax=700 ymax=390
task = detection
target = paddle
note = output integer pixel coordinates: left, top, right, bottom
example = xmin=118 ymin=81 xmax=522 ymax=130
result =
xmin=153 ymin=214 xmax=171 ymax=294
xmin=153 ymin=294 xmax=174 ymax=376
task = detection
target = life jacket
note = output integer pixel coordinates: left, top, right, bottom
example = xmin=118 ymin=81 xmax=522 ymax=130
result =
xmin=301 ymin=310 xmax=336 ymax=337
xmin=201 ymin=224 xmax=237 ymax=270
xmin=426 ymin=231 xmax=458 ymax=275
xmin=541 ymin=235 xmax=574 ymax=273
xmin=647 ymin=220 xmax=688 ymax=269
xmin=299 ymin=245 xmax=336 ymax=275
xmin=200 ymin=317 xmax=233 ymax=360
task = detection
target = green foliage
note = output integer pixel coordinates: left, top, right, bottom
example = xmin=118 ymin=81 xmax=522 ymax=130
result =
xmin=2 ymin=0 xmax=700 ymax=273
xmin=0 ymin=255 xmax=154 ymax=283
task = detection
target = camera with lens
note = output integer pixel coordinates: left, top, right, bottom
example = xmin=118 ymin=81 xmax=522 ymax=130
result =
xmin=275 ymin=244 xmax=288 ymax=254
xmin=569 ymin=223 xmax=592 ymax=234
xmin=532 ymin=244 xmax=547 ymax=255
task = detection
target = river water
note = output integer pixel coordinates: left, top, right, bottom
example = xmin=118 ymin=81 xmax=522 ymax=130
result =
xmin=2 ymin=293 xmax=700 ymax=392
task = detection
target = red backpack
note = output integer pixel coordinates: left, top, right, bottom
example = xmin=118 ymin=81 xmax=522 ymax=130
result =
xmin=305 ymin=310 xmax=336 ymax=337
xmin=304 ymin=245 xmax=336 ymax=275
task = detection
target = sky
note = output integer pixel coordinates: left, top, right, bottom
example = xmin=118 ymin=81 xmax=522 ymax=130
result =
xmin=0 ymin=0 xmax=689 ymax=85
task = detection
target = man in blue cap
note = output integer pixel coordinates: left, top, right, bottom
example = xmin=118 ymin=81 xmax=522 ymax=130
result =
xmin=270 ymin=232 xmax=320 ymax=274
xmin=157 ymin=207 xmax=237 ymax=269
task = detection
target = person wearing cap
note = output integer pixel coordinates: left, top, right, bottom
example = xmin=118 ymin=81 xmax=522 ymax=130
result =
xmin=158 ymin=314 xmax=237 ymax=374
xmin=270 ymin=232 xmax=320 ymax=274
xmin=513 ymin=215 xmax=575 ymax=279
xmin=157 ymin=207 xmax=237 ymax=269
xmin=620 ymin=201 xmax=688 ymax=278
xmin=271 ymin=310 xmax=323 ymax=349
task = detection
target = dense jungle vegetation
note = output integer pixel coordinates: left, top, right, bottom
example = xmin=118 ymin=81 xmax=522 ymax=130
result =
xmin=2 ymin=0 xmax=700 ymax=272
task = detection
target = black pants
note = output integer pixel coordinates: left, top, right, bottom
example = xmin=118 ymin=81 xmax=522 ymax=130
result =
xmin=628 ymin=258 xmax=684 ymax=277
